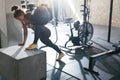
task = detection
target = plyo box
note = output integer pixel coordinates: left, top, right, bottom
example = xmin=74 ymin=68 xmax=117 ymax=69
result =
xmin=0 ymin=45 xmax=46 ymax=80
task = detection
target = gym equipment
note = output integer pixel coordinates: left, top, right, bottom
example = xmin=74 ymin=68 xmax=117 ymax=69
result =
xmin=84 ymin=41 xmax=120 ymax=75
xmin=63 ymin=0 xmax=93 ymax=49
xmin=78 ymin=0 xmax=93 ymax=46
xmin=0 ymin=45 xmax=46 ymax=80
xmin=0 ymin=31 xmax=1 ymax=48
xmin=31 ymin=6 xmax=51 ymax=26
xmin=64 ymin=18 xmax=80 ymax=47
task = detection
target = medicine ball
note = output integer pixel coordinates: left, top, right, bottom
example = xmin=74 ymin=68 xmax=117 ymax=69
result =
xmin=31 ymin=6 xmax=51 ymax=25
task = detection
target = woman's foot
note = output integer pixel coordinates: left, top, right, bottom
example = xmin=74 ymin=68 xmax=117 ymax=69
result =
xmin=26 ymin=44 xmax=37 ymax=50
xmin=56 ymin=53 xmax=65 ymax=61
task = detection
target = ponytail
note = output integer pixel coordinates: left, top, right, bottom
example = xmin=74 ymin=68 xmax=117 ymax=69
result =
xmin=11 ymin=6 xmax=18 ymax=12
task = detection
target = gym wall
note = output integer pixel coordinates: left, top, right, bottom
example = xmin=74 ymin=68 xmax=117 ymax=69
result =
xmin=5 ymin=0 xmax=23 ymax=46
xmin=28 ymin=0 xmax=52 ymax=7
xmin=63 ymin=0 xmax=83 ymax=21
xmin=0 ymin=0 xmax=8 ymax=48
xmin=90 ymin=0 xmax=110 ymax=26
xmin=111 ymin=0 xmax=120 ymax=27
xmin=64 ymin=0 xmax=120 ymax=27
xmin=90 ymin=0 xmax=120 ymax=27
xmin=0 ymin=0 xmax=22 ymax=48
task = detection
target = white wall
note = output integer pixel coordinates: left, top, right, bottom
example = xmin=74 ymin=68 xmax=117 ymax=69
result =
xmin=5 ymin=0 xmax=21 ymax=13
xmin=6 ymin=13 xmax=23 ymax=46
xmin=5 ymin=0 xmax=23 ymax=46
xmin=0 ymin=0 xmax=23 ymax=48
xmin=0 ymin=0 xmax=8 ymax=47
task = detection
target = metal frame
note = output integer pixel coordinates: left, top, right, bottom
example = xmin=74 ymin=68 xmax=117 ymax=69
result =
xmin=107 ymin=0 xmax=114 ymax=42
xmin=84 ymin=42 xmax=120 ymax=75
xmin=0 ymin=31 xmax=2 ymax=48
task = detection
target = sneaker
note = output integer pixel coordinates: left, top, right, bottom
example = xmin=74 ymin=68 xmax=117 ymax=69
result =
xmin=26 ymin=44 xmax=37 ymax=50
xmin=56 ymin=53 xmax=65 ymax=61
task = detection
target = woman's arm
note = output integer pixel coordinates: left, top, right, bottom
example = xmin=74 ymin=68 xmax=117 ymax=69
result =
xmin=19 ymin=21 xmax=28 ymax=46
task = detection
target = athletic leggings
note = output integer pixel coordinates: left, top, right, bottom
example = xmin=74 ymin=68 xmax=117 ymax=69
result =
xmin=33 ymin=25 xmax=62 ymax=54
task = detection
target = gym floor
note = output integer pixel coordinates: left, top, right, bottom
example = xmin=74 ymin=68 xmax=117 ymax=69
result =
xmin=26 ymin=23 xmax=120 ymax=80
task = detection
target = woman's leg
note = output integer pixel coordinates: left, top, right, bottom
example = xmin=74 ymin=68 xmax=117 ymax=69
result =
xmin=40 ymin=38 xmax=61 ymax=53
xmin=40 ymin=38 xmax=64 ymax=60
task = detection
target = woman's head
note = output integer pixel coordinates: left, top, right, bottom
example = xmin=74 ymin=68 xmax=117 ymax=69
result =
xmin=11 ymin=6 xmax=25 ymax=21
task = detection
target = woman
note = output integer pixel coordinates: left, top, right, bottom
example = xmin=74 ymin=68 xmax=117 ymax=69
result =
xmin=11 ymin=6 xmax=28 ymax=46
xmin=26 ymin=5 xmax=64 ymax=60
